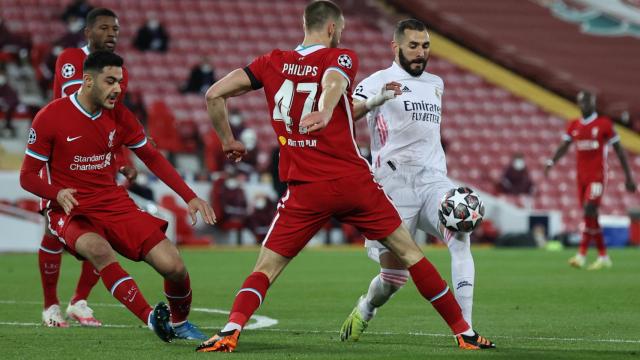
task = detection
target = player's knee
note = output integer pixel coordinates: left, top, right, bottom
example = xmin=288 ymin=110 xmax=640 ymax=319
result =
xmin=85 ymin=239 xmax=116 ymax=267
xmin=380 ymin=268 xmax=409 ymax=292
xmin=164 ymin=258 xmax=187 ymax=282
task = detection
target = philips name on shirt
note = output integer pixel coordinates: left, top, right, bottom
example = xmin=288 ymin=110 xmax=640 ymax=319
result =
xmin=283 ymin=63 xmax=318 ymax=77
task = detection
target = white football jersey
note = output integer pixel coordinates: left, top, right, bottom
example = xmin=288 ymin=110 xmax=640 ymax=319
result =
xmin=354 ymin=62 xmax=446 ymax=174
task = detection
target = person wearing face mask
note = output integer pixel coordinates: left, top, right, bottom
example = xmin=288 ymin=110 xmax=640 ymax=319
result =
xmin=497 ymin=152 xmax=533 ymax=195
xmin=0 ymin=64 xmax=18 ymax=138
xmin=246 ymin=193 xmax=276 ymax=243
xmin=133 ymin=17 xmax=169 ymax=52
xmin=180 ymin=57 xmax=216 ymax=94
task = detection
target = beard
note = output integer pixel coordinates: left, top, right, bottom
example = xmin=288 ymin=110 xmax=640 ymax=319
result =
xmin=399 ymin=48 xmax=427 ymax=77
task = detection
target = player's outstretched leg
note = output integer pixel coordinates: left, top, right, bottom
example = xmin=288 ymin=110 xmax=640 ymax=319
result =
xmin=73 ymin=230 xmax=173 ymax=342
xmin=445 ymin=229 xmax=475 ymax=327
xmin=67 ymin=261 xmax=102 ymax=327
xmin=39 ymin=231 xmax=68 ymax=327
xmin=197 ymin=247 xmax=287 ymax=353
xmin=340 ymin=254 xmax=408 ymax=342
xmin=144 ymin=238 xmax=206 ymax=341
xmin=381 ymin=225 xmax=495 ymax=350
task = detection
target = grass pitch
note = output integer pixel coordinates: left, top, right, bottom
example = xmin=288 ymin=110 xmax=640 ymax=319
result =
xmin=0 ymin=246 xmax=639 ymax=359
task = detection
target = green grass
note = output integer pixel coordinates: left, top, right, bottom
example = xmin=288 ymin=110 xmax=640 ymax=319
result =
xmin=1 ymin=246 xmax=639 ymax=359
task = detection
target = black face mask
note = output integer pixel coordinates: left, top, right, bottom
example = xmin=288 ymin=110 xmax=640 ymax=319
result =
xmin=399 ymin=48 xmax=427 ymax=77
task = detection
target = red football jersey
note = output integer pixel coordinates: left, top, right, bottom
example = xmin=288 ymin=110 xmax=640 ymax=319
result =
xmin=245 ymin=44 xmax=371 ymax=182
xmin=564 ymin=113 xmax=618 ymax=183
xmin=26 ymin=94 xmax=147 ymax=213
xmin=53 ymin=45 xmax=129 ymax=99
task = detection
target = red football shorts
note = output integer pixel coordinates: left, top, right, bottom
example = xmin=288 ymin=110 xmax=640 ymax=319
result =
xmin=577 ymin=180 xmax=604 ymax=207
xmin=262 ymin=173 xmax=402 ymax=258
xmin=46 ymin=205 xmax=168 ymax=261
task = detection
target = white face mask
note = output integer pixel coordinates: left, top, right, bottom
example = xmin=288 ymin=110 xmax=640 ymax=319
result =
xmin=513 ymin=158 xmax=526 ymax=171
xmin=201 ymin=64 xmax=212 ymax=72
xmin=0 ymin=75 xmax=6 ymax=86
xmin=68 ymin=18 xmax=84 ymax=32
xmin=148 ymin=20 xmax=160 ymax=30
xmin=229 ymin=115 xmax=242 ymax=126
xmin=255 ymin=198 xmax=267 ymax=209
xmin=225 ymin=178 xmax=239 ymax=189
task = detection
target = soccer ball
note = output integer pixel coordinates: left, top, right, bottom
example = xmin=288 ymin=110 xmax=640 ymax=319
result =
xmin=438 ymin=187 xmax=484 ymax=233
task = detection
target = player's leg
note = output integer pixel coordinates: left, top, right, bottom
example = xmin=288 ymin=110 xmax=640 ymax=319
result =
xmin=343 ymin=174 xmax=493 ymax=349
xmin=197 ymin=185 xmax=331 ymax=352
xmin=143 ymin=237 xmax=206 ymax=340
xmin=39 ymin=220 xmax=67 ymax=327
xmin=59 ymin=215 xmax=172 ymax=341
xmin=380 ymin=226 xmax=493 ymax=349
xmin=582 ymin=183 xmax=611 ymax=270
xmin=341 ymin=167 xmax=417 ymax=341
xmin=340 ymin=247 xmax=408 ymax=341
xmin=419 ymin=177 xmax=475 ymax=327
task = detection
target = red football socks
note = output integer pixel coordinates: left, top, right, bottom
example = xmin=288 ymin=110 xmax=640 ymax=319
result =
xmin=164 ymin=273 xmax=192 ymax=324
xmin=228 ymin=272 xmax=270 ymax=328
xmin=408 ymin=257 xmax=470 ymax=335
xmin=70 ymin=261 xmax=101 ymax=305
xmin=580 ymin=215 xmax=606 ymax=256
xmin=100 ymin=262 xmax=152 ymax=324
xmin=39 ymin=234 xmax=63 ymax=309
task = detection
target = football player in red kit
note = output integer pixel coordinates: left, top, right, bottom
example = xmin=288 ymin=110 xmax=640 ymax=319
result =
xmin=196 ymin=1 xmax=494 ymax=352
xmin=545 ymin=90 xmax=636 ymax=270
xmin=21 ymin=51 xmax=215 ymax=342
xmin=39 ymin=8 xmax=135 ymax=328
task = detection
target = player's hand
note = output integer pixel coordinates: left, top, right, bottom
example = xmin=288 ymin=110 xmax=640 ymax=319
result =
xmin=222 ymin=140 xmax=247 ymax=163
xmin=56 ymin=188 xmax=78 ymax=215
xmin=365 ymin=82 xmax=402 ymax=110
xmin=300 ymin=110 xmax=331 ymax=133
xmin=187 ymin=197 xmax=217 ymax=226
xmin=625 ymin=178 xmax=637 ymax=193
xmin=119 ymin=165 xmax=138 ymax=181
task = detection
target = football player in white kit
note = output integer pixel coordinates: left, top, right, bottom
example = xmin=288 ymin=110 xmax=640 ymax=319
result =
xmin=340 ymin=19 xmax=480 ymax=342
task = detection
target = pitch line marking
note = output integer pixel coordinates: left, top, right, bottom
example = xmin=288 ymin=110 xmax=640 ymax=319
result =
xmin=1 ymin=300 xmax=639 ymax=344
xmin=0 ymin=300 xmax=277 ymax=330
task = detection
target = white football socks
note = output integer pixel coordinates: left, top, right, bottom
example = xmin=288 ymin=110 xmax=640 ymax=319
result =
xmin=358 ymin=269 xmax=409 ymax=321
xmin=448 ymin=231 xmax=475 ymax=328
xmin=221 ymin=322 xmax=242 ymax=333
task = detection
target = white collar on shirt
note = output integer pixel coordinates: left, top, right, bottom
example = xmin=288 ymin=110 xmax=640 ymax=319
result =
xmin=295 ymin=44 xmax=326 ymax=56
xmin=580 ymin=112 xmax=598 ymax=125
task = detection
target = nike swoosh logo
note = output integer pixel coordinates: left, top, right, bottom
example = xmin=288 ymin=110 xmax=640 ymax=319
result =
xmin=44 ymin=270 xmax=59 ymax=275
xmin=128 ymin=291 xmax=137 ymax=303
xmin=66 ymin=136 xmax=82 ymax=142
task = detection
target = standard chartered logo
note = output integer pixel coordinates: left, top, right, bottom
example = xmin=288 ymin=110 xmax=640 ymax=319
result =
xmin=70 ymin=152 xmax=112 ymax=171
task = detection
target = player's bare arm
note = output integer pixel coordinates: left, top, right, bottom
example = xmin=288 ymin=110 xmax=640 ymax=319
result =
xmin=612 ymin=141 xmax=637 ymax=192
xmin=544 ymin=139 xmax=572 ymax=177
xmin=300 ymin=71 xmax=348 ymax=132
xmin=205 ymin=69 xmax=253 ymax=162
xmin=352 ymin=82 xmax=402 ymax=120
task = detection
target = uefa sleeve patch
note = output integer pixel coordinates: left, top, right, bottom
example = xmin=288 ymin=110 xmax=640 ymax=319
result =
xmin=61 ymin=63 xmax=76 ymax=79
xmin=28 ymin=128 xmax=36 ymax=144
xmin=337 ymin=54 xmax=352 ymax=69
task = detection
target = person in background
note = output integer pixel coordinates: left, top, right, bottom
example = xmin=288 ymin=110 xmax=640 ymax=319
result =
xmin=133 ymin=17 xmax=169 ymax=52
xmin=497 ymin=152 xmax=533 ymax=195
xmin=180 ymin=57 xmax=216 ymax=94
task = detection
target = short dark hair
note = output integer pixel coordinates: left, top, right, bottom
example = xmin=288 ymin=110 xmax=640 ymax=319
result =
xmin=86 ymin=8 xmax=117 ymax=28
xmin=83 ymin=50 xmax=123 ymax=73
xmin=394 ymin=19 xmax=427 ymax=41
xmin=304 ymin=1 xmax=342 ymax=32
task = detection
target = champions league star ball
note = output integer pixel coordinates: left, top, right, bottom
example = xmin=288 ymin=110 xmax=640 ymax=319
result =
xmin=438 ymin=187 xmax=484 ymax=233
